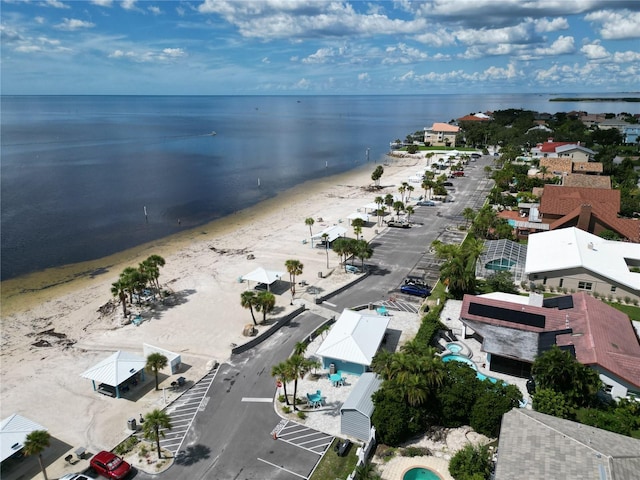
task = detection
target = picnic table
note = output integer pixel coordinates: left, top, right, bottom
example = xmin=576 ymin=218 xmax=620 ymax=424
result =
xmin=329 ymin=373 xmax=345 ymax=387
xmin=306 ymin=390 xmax=323 ymax=408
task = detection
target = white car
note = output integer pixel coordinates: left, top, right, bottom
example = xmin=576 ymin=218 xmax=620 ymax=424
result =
xmin=59 ymin=474 xmax=98 ymax=480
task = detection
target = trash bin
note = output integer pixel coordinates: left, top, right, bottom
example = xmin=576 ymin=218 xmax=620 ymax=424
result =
xmin=369 ymin=303 xmax=374 ymax=310
xmin=127 ymin=418 xmax=137 ymax=431
xmin=329 ymin=363 xmax=336 ymax=375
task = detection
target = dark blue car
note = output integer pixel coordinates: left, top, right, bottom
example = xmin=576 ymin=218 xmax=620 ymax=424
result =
xmin=400 ymin=284 xmax=431 ymax=298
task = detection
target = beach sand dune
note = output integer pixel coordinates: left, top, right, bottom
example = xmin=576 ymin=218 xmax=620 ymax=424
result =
xmin=0 ymin=155 xmax=429 ymax=469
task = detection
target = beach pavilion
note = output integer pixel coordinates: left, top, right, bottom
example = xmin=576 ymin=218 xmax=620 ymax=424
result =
xmin=80 ymin=351 xmax=146 ymax=399
xmin=241 ymin=267 xmax=285 ymax=291
xmin=346 ymin=212 xmax=370 ymax=225
xmin=311 ymin=225 xmax=347 ymax=247
xmin=1 ymin=414 xmax=47 ymax=463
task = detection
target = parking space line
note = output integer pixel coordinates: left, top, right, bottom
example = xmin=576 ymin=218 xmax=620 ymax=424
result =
xmin=256 ymin=457 xmax=307 ymax=479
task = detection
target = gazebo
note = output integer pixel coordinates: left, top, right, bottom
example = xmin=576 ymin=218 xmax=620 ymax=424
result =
xmin=80 ymin=351 xmax=146 ymax=398
xmin=346 ymin=212 xmax=370 ymax=225
xmin=1 ymin=414 xmax=47 ymax=463
xmin=241 ymin=267 xmax=284 ymax=291
xmin=311 ymin=225 xmax=347 ymax=245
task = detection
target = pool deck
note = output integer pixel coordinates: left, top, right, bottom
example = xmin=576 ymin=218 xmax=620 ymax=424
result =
xmin=376 ymin=456 xmax=454 ymax=480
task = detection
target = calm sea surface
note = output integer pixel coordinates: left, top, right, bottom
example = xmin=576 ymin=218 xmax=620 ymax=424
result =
xmin=2 ymin=94 xmax=639 ymax=280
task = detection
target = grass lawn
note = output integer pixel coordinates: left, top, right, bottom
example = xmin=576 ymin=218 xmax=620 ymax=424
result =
xmin=310 ymin=438 xmax=359 ymax=480
xmin=605 ymin=301 xmax=640 ymax=321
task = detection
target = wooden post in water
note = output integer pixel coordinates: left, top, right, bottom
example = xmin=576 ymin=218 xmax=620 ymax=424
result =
xmin=144 ymin=206 xmax=148 ymax=222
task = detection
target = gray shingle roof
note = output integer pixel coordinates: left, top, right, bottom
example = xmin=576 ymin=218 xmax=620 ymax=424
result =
xmin=495 ymin=409 xmax=640 ymax=480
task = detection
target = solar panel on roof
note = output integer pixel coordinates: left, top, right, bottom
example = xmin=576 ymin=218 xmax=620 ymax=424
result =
xmin=543 ymin=295 xmax=574 ymax=310
xmin=538 ymin=329 xmax=572 ymax=354
xmin=469 ymin=302 xmax=546 ymax=328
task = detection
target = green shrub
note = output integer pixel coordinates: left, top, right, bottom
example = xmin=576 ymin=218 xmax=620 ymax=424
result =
xmin=449 ymin=443 xmax=491 ymax=480
xmin=282 ymin=406 xmax=291 ymax=414
xmin=114 ymin=436 xmax=139 ymax=455
xmin=278 ymin=394 xmax=286 ymax=403
xmin=297 ymin=411 xmax=307 ymax=420
xmin=402 ymin=446 xmax=431 ymax=457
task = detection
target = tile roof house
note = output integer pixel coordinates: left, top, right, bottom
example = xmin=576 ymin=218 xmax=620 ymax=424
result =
xmin=525 ymin=227 xmax=640 ymax=301
xmin=562 ymin=173 xmax=611 ymax=189
xmin=538 ymin=186 xmax=639 ymax=242
xmin=532 ymin=139 xmax=594 ymax=162
xmin=459 ymin=290 xmax=640 ymax=399
xmin=423 ymin=122 xmax=460 ymax=147
xmin=457 ymin=113 xmax=491 ymax=122
xmin=495 ymin=408 xmax=640 ymax=480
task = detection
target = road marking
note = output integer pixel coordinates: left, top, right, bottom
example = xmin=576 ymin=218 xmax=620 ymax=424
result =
xmin=256 ymin=458 xmax=307 ymax=479
xmin=241 ymin=397 xmax=273 ymax=402
xmin=322 ymin=301 xmax=336 ymax=307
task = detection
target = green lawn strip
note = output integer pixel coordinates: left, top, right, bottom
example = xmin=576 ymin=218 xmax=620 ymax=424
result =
xmin=310 ymin=438 xmax=359 ymax=480
xmin=604 ymin=302 xmax=640 ymax=321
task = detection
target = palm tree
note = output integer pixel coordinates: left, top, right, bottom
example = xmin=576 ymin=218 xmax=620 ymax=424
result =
xmin=538 ymin=165 xmax=550 ymax=180
xmin=143 ymin=409 xmax=172 ymax=459
xmin=371 ymin=165 xmax=384 ymax=187
xmin=111 ymin=279 xmax=128 ymax=316
xmin=351 ymin=217 xmax=365 ymax=240
xmin=23 ymin=430 xmax=51 ymax=480
xmin=146 ymin=352 xmax=168 ymax=390
xmin=304 ymin=217 xmax=315 ymax=246
xmin=398 ymin=182 xmax=407 ymax=204
xmin=392 ymin=201 xmax=404 ymax=216
xmin=240 ymin=290 xmax=258 ymax=325
xmin=255 ymin=291 xmax=276 ymax=324
xmin=354 ymin=462 xmax=381 ymax=480
xmin=405 ymin=205 xmax=415 ymax=222
xmin=370 ymin=349 xmax=395 ymax=380
xmin=284 ymin=259 xmax=304 ymax=296
xmin=354 ymin=239 xmax=373 ymax=269
xmin=353 ymin=225 xmax=363 ymax=241
xmin=374 ymin=196 xmax=384 ymax=226
xmin=293 ymin=341 xmax=308 ymax=356
xmin=332 ymin=237 xmax=349 ymax=266
xmin=384 ymin=193 xmax=394 ymax=208
xmin=140 ymin=254 xmax=165 ymax=294
xmin=271 ymin=361 xmax=293 ymax=405
xmin=462 ymin=207 xmax=476 ymax=229
xmin=287 ymin=354 xmax=314 ymax=411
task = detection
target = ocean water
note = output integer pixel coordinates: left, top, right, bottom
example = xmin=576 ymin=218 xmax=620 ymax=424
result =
xmin=1 ymin=94 xmax=638 ymax=281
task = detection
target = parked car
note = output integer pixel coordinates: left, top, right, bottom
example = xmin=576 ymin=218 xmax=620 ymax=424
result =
xmin=400 ymin=284 xmax=431 ymax=298
xmin=417 ymin=200 xmax=436 ymax=206
xmin=405 ymin=278 xmax=429 ymax=289
xmin=60 ymin=475 xmax=97 ymax=480
xmin=386 ymin=219 xmax=410 ymax=228
xmin=345 ymin=264 xmax=360 ymax=274
xmin=452 ymin=171 xmax=465 ymax=177
xmin=90 ymin=451 xmax=131 ymax=480
xmin=443 ymin=181 xmax=454 ymax=187
xmin=471 ymin=153 xmax=481 ymax=159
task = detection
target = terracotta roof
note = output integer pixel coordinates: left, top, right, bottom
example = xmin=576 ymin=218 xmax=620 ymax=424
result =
xmin=572 ymin=162 xmax=602 ymax=173
xmin=538 ymin=141 xmax=577 ymax=153
xmin=428 ymin=122 xmax=460 ymax=133
xmin=540 ymin=158 xmax=572 ymax=174
xmin=548 ymin=204 xmax=640 ymax=242
xmin=563 ymin=174 xmax=611 ymax=189
xmin=539 ymin=185 xmax=620 ymax=216
xmin=458 ymin=114 xmax=490 ymax=122
xmin=460 ymin=293 xmax=640 ymax=389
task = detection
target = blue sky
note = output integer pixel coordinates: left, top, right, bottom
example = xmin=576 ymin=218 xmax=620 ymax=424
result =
xmin=1 ymin=0 xmax=639 ymax=95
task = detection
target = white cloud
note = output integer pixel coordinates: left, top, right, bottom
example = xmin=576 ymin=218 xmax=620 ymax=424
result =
xmin=35 ymin=17 xmax=46 ymax=24
xmin=43 ymin=0 xmax=70 ymax=9
xmin=534 ymin=17 xmax=569 ymax=33
xmin=261 ymin=57 xmax=270 ymax=64
xmin=301 ymin=47 xmax=338 ymax=64
xmin=176 ymin=6 xmax=185 ymax=17
xmin=580 ymin=42 xmax=608 ymax=60
xmin=534 ymin=35 xmax=574 ymax=56
xmin=90 ymin=0 xmax=113 ymax=6
xmin=382 ymin=43 xmax=428 ymax=64
xmin=413 ymin=29 xmax=456 ymax=47
xmin=456 ymin=21 xmax=537 ymax=46
xmin=108 ymin=47 xmax=186 ymax=62
xmin=121 ymin=0 xmax=137 ymax=11
xmin=294 ymin=78 xmax=311 ymax=89
xmin=358 ymin=72 xmax=369 ymax=81
xmin=585 ymin=9 xmax=640 ymax=40
xmin=55 ymin=18 xmax=95 ymax=31
xmin=148 ymin=6 xmax=161 ymax=15
xmin=613 ymin=51 xmax=640 ymax=63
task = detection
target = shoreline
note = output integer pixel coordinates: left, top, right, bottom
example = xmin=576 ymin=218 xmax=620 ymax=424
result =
xmin=0 ymin=161 xmax=376 ymax=316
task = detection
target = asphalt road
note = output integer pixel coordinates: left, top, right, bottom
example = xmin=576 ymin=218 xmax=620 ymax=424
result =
xmin=134 ymin=154 xmax=495 ymax=480
xmin=135 ymin=311 xmax=329 ymax=480
xmin=326 ymin=155 xmax=495 ymax=312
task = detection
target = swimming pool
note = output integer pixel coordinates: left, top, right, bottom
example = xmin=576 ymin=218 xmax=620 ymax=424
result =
xmin=403 ymin=467 xmax=441 ymax=480
xmin=446 ymin=343 xmax=462 ymax=353
xmin=441 ymin=354 xmax=499 ymax=384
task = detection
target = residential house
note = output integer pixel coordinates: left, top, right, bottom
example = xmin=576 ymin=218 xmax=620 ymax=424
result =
xmin=457 ymin=113 xmax=491 ymax=122
xmin=623 ymin=125 xmax=640 ymax=145
xmin=579 ymin=112 xmax=607 ymax=128
xmin=459 ymin=291 xmax=640 ymax=399
xmin=562 ymin=173 xmax=611 ymax=189
xmin=495 ymin=408 xmax=640 ymax=480
xmin=423 ymin=122 xmax=460 ymax=147
xmin=315 ymin=309 xmax=389 ymax=375
xmin=538 ymin=185 xmax=639 ymax=242
xmin=598 ymin=117 xmax=632 ymax=132
xmin=525 ymin=227 xmax=640 ymax=301
xmin=531 ymin=139 xmax=594 ymax=162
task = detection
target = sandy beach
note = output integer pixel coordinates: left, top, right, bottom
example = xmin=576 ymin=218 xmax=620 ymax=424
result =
xmin=1 ymin=153 xmax=439 ymax=475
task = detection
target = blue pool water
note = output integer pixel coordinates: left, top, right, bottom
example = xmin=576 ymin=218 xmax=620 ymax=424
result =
xmin=403 ymin=467 xmax=441 ymax=480
xmin=441 ymin=354 xmax=500 ymax=384
xmin=446 ymin=343 xmax=462 ymax=353
xmin=507 ymin=219 xmax=517 ymax=227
